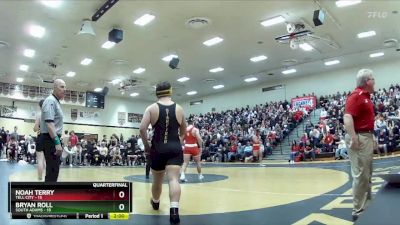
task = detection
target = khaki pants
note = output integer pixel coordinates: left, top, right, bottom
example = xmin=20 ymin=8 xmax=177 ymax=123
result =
xmin=346 ymin=133 xmax=374 ymax=216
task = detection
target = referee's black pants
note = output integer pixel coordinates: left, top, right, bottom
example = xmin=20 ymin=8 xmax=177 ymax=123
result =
xmin=39 ymin=134 xmax=62 ymax=182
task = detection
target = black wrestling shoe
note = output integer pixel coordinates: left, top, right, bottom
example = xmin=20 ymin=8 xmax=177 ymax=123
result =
xmin=150 ymin=199 xmax=159 ymax=210
xmin=170 ymin=208 xmax=180 ymax=224
xmin=352 ymin=214 xmax=359 ymax=221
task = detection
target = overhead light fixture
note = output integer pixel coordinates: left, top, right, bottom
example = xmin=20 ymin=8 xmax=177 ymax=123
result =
xmin=282 ymin=69 xmax=297 ymax=74
xmin=250 ymin=55 xmax=267 ymax=62
xmin=130 ymin=92 xmax=139 ymax=97
xmin=209 ymin=67 xmax=224 ymax=73
xmin=244 ymin=77 xmax=258 ymax=82
xmin=40 ymin=0 xmax=62 ymax=8
xmin=81 ymin=58 xmax=92 ymax=65
xmin=66 ymin=71 xmax=76 ymax=77
xmin=29 ymin=25 xmax=46 ymax=38
xmin=203 ymin=37 xmax=224 ymax=46
xmin=110 ymin=79 xmax=121 ymax=85
xmin=260 ymin=15 xmax=285 ymax=27
xmin=19 ymin=65 xmax=29 ymax=71
xmin=357 ymin=30 xmax=376 ymax=38
xmin=23 ymin=49 xmax=35 ymax=58
xmin=134 ymin=14 xmax=155 ymax=26
xmin=369 ymin=52 xmax=384 ymax=58
xmin=101 ymin=41 xmax=116 ymax=49
xmin=94 ymin=88 xmax=103 ymax=92
xmin=324 ymin=60 xmax=340 ymax=66
xmin=335 ymin=0 xmax=362 ymax=8
xmin=177 ymin=77 xmax=190 ymax=82
xmin=162 ymin=54 xmax=178 ymax=62
xmin=299 ymin=43 xmax=313 ymax=51
xmin=187 ymin=91 xmax=197 ymax=95
xmin=16 ymin=77 xmax=24 ymax=83
xmin=133 ymin=67 xmax=146 ymax=74
xmin=213 ymin=84 xmax=224 ymax=89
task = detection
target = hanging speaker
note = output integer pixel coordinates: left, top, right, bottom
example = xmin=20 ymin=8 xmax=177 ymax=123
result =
xmin=313 ymin=10 xmax=325 ymax=26
xmin=108 ymin=28 xmax=123 ymax=43
xmin=169 ymin=58 xmax=179 ymax=69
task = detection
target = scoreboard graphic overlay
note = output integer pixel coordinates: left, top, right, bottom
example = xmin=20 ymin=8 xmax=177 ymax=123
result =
xmin=8 ymin=182 xmax=132 ymax=220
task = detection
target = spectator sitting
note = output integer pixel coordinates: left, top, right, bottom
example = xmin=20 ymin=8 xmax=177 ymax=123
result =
xmin=377 ymin=130 xmax=388 ymax=156
xmin=289 ymin=140 xmax=300 ymax=164
xmin=304 ymin=140 xmax=315 ymax=161
xmin=111 ymin=145 xmax=122 ymax=165
xmin=62 ymin=141 xmax=76 ymax=167
xmin=387 ymin=132 xmax=396 ymax=155
xmin=322 ymin=132 xmax=335 ymax=152
xmin=228 ymin=140 xmax=237 ymax=162
xmin=264 ymin=140 xmax=273 ymax=156
xmin=243 ymin=141 xmax=253 ymax=162
xmin=335 ymin=136 xmax=348 ymax=160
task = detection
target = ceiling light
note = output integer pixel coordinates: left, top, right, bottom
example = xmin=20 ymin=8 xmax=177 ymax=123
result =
xmin=19 ymin=65 xmax=29 ymax=71
xmin=133 ymin=67 xmax=146 ymax=74
xmin=299 ymin=43 xmax=313 ymax=51
xmin=101 ymin=41 xmax=116 ymax=49
xmin=244 ymin=77 xmax=258 ymax=82
xmin=324 ymin=60 xmax=340 ymax=66
xmin=81 ymin=58 xmax=92 ymax=65
xmin=177 ymin=77 xmax=190 ymax=82
xmin=23 ymin=49 xmax=35 ymax=58
xmin=110 ymin=79 xmax=121 ymax=85
xmin=282 ymin=69 xmax=297 ymax=74
xmin=260 ymin=15 xmax=285 ymax=27
xmin=203 ymin=37 xmax=223 ymax=46
xmin=357 ymin=30 xmax=376 ymax=38
xmin=213 ymin=84 xmax=224 ymax=89
xmin=16 ymin=77 xmax=24 ymax=83
xmin=335 ymin=0 xmax=362 ymax=7
xmin=66 ymin=71 xmax=76 ymax=77
xmin=130 ymin=92 xmax=139 ymax=97
xmin=40 ymin=0 xmax=62 ymax=8
xmin=134 ymin=14 xmax=155 ymax=26
xmin=250 ymin=55 xmax=267 ymax=62
xmin=369 ymin=52 xmax=384 ymax=58
xmin=94 ymin=88 xmax=103 ymax=92
xmin=162 ymin=54 xmax=178 ymax=62
xmin=29 ymin=25 xmax=46 ymax=38
xmin=209 ymin=67 xmax=224 ymax=73
xmin=187 ymin=91 xmax=197 ymax=95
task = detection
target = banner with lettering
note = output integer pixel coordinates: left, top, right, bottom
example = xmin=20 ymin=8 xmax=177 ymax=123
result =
xmin=291 ymin=96 xmax=317 ymax=109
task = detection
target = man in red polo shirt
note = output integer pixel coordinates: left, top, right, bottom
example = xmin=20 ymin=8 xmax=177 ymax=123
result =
xmin=344 ymin=68 xmax=376 ymax=221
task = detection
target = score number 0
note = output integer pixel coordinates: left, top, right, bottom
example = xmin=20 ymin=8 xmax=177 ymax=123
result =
xmin=118 ymin=191 xmax=125 ymax=211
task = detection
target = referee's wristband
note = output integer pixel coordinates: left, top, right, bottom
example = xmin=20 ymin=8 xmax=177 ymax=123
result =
xmin=54 ymin=137 xmax=61 ymax=145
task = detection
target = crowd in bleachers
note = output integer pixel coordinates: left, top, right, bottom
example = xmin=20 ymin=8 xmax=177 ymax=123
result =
xmin=289 ymin=84 xmax=400 ymax=163
xmin=188 ymin=100 xmax=312 ymax=162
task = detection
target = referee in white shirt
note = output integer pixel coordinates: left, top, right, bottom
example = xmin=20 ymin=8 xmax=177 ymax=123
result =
xmin=38 ymin=79 xmax=66 ymax=182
